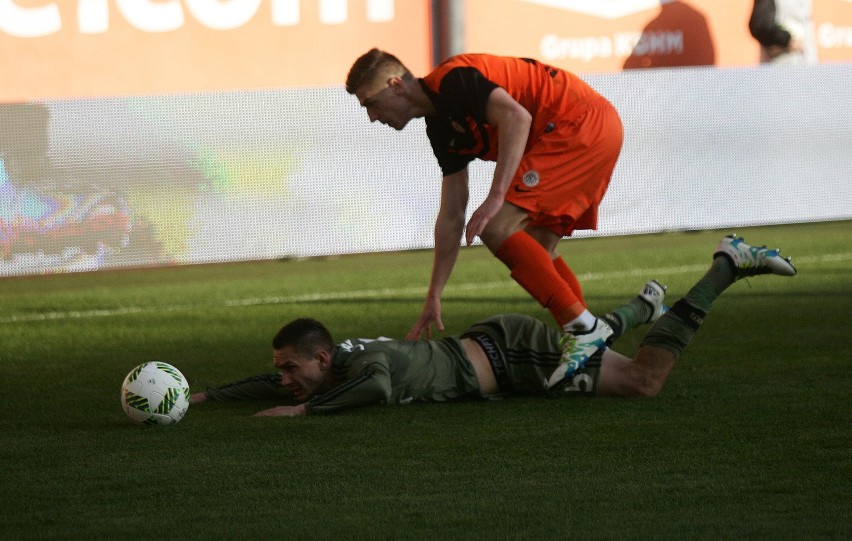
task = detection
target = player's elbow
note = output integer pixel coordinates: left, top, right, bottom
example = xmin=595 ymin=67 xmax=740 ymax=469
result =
xmin=510 ymin=106 xmax=532 ymax=132
xmin=369 ymin=374 xmax=394 ymax=404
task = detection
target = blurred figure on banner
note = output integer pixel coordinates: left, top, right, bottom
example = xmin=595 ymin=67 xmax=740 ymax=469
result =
xmin=0 ymin=103 xmax=51 ymax=187
xmin=0 ymin=103 xmax=132 ymax=268
xmin=749 ymin=0 xmax=818 ymax=64
xmin=623 ymin=1 xmax=716 ymax=70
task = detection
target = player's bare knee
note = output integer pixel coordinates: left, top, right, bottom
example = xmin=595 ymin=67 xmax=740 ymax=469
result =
xmin=635 ymin=373 xmax=664 ymax=397
xmin=630 ymin=348 xmax=676 ymax=397
xmin=622 ymin=365 xmax=660 ymax=397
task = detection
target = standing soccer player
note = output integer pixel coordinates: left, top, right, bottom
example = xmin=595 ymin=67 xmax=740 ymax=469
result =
xmin=345 ymin=50 xmax=627 ymax=388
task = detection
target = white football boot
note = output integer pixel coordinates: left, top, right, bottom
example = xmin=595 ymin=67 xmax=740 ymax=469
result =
xmin=638 ymin=279 xmax=669 ymax=323
xmin=714 ymin=234 xmax=797 ymax=280
xmin=546 ymin=319 xmax=613 ymax=390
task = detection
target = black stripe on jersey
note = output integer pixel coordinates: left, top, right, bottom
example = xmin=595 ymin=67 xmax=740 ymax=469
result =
xmin=505 ymin=348 xmax=603 ymax=369
xmin=504 ymin=348 xmax=561 ymax=367
xmin=307 ymin=370 xmax=376 ymax=408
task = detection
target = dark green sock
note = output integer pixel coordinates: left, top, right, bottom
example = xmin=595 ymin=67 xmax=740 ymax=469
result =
xmin=641 ymin=257 xmax=734 ymax=359
xmin=641 ymin=309 xmax=696 ymax=360
xmin=602 ymin=297 xmax=654 ymax=345
xmin=684 ymin=256 xmax=736 ymax=312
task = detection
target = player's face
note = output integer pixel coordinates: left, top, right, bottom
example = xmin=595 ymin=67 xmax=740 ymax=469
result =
xmin=273 ymin=346 xmax=327 ymax=401
xmin=356 ymin=77 xmax=412 ymax=131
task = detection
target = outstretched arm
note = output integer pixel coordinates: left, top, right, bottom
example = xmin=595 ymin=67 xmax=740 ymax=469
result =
xmin=190 ymin=373 xmax=291 ymax=404
xmin=254 ymin=404 xmax=308 ymax=417
xmin=407 ymin=169 xmax=469 ymax=340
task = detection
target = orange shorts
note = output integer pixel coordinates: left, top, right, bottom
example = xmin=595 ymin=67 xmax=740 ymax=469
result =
xmin=505 ymin=97 xmax=623 ymax=237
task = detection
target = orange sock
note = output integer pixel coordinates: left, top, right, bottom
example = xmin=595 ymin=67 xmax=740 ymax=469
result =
xmin=494 ymin=231 xmax=586 ymax=327
xmin=553 ymin=256 xmax=586 ymax=307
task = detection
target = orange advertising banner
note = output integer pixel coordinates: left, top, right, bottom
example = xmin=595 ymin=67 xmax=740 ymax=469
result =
xmin=465 ymin=0 xmax=852 ymax=73
xmin=814 ymin=0 xmax=852 ymax=62
xmin=0 ymin=0 xmax=431 ymax=102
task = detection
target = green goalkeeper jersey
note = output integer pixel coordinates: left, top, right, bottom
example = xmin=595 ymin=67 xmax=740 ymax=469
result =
xmin=305 ymin=336 xmax=481 ymax=414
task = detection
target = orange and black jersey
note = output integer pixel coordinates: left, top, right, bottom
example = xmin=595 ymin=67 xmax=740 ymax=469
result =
xmin=419 ymin=54 xmax=606 ymax=176
xmin=419 ymin=60 xmax=500 ymax=175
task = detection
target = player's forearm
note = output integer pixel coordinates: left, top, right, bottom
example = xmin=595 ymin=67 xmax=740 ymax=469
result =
xmin=428 ymin=172 xmax=468 ymax=298
xmin=491 ymin=117 xmax=531 ymax=200
xmin=486 ymin=88 xmax=531 ymax=199
xmin=200 ymin=373 xmax=290 ymax=402
xmin=254 ymin=403 xmax=307 ymax=417
xmin=305 ymin=370 xmax=392 ymax=414
xmin=428 ymin=214 xmax=463 ymax=298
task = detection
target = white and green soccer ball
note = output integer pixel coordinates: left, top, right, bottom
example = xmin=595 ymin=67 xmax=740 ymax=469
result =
xmin=121 ymin=362 xmax=190 ymax=425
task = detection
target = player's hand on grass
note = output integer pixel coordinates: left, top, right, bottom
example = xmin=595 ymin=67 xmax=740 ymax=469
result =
xmin=189 ymin=392 xmax=208 ymax=404
xmin=406 ymin=300 xmax=444 ymax=340
xmin=254 ymin=404 xmax=307 ymax=417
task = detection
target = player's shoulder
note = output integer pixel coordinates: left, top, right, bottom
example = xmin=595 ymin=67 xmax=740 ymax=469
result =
xmin=331 ymin=338 xmax=394 ymax=377
xmin=423 ymin=55 xmax=503 ymax=96
xmin=334 ymin=337 xmax=392 ymax=356
xmin=425 ymin=53 xmax=488 ymax=82
xmin=429 ymin=53 xmax=503 ymax=74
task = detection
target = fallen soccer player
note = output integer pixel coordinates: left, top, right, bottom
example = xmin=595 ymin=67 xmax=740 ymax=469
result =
xmin=190 ymin=235 xmax=796 ymax=416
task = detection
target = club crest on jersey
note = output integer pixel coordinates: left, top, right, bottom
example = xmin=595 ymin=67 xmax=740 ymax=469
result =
xmin=522 ymin=170 xmax=540 ymax=188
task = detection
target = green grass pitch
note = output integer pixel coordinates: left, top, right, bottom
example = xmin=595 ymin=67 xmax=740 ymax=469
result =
xmin=1 ymin=222 xmax=849 ymax=540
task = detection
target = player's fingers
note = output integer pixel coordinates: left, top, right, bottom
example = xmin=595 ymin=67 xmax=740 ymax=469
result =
xmin=405 ymin=323 xmax=422 ymax=340
xmin=467 ymin=211 xmax=492 ymax=245
xmin=435 ymin=317 xmax=445 ymax=332
xmin=465 ymin=219 xmax=480 ymax=245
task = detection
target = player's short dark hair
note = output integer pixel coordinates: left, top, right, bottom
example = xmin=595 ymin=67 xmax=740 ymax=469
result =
xmin=272 ymin=318 xmax=334 ymax=357
xmin=345 ymin=48 xmax=412 ymax=95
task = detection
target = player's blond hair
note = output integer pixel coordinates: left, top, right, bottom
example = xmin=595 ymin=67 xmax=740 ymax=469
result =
xmin=345 ymin=48 xmax=413 ymax=95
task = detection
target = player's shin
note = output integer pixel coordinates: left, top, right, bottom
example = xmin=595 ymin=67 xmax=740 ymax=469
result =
xmin=639 ymin=299 xmax=706 ymax=360
xmin=494 ymin=231 xmax=589 ymax=327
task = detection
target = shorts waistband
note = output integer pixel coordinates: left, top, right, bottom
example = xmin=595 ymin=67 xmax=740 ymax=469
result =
xmin=461 ymin=331 xmax=511 ymax=392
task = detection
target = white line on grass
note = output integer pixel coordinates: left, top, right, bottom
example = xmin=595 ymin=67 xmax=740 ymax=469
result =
xmin=2 ymin=253 xmax=849 ymax=324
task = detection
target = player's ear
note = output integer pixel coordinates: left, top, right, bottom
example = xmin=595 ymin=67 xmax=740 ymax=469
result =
xmin=388 ymin=76 xmax=405 ymax=94
xmin=315 ymin=349 xmax=331 ymax=370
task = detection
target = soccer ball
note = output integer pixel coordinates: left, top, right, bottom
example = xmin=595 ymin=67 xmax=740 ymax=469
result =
xmin=120 ymin=362 xmax=190 ymax=425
